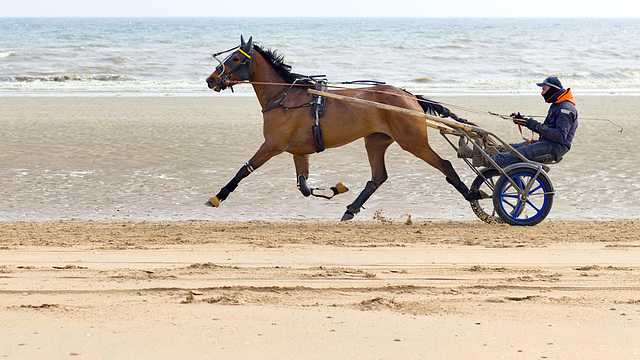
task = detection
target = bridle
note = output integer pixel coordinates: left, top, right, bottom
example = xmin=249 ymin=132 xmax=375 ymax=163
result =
xmin=211 ymin=37 xmax=255 ymax=92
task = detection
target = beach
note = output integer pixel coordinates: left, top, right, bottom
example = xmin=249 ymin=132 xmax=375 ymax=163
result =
xmin=1 ymin=96 xmax=638 ymax=221
xmin=1 ymin=96 xmax=640 ymax=359
xmin=1 ymin=220 xmax=639 ymax=359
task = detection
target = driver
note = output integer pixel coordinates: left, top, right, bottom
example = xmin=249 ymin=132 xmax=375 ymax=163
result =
xmin=461 ymin=76 xmax=578 ymax=167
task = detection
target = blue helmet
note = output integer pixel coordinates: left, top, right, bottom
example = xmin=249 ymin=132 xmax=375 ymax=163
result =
xmin=537 ymin=76 xmax=562 ymax=90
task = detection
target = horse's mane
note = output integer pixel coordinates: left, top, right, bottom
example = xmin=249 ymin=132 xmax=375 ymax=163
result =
xmin=253 ymin=44 xmax=312 ymax=84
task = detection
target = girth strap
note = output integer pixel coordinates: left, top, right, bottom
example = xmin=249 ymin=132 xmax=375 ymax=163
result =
xmin=311 ymin=79 xmax=328 ymax=152
xmin=260 ymin=77 xmax=328 ymax=153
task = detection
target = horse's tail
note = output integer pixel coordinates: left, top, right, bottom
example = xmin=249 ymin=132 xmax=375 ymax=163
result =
xmin=414 ymin=94 xmax=475 ymax=126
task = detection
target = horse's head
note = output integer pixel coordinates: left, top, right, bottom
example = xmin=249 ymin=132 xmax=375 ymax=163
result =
xmin=207 ymin=35 xmax=255 ymax=92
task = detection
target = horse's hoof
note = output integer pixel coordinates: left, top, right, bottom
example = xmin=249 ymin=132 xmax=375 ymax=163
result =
xmin=334 ymin=182 xmax=349 ymax=194
xmin=464 ymin=190 xmax=483 ymax=202
xmin=340 ymin=210 xmax=355 ymax=221
xmin=206 ymin=196 xmax=220 ymax=208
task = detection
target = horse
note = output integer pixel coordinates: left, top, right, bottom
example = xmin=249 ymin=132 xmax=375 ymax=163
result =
xmin=205 ymin=36 xmax=482 ymax=221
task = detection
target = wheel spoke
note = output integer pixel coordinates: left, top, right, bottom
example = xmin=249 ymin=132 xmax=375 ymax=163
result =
xmin=502 ymin=175 xmax=540 ymax=219
xmin=528 ymin=183 xmax=543 ymax=195
xmin=501 ymin=194 xmax=519 ymax=199
xmin=509 ymin=200 xmax=524 ymax=216
xmin=525 ymin=199 xmax=541 ymax=213
xmin=502 ymin=198 xmax=518 ymax=211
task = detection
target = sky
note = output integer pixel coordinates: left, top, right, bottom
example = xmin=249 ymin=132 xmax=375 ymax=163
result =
xmin=2 ymin=0 xmax=639 ymax=18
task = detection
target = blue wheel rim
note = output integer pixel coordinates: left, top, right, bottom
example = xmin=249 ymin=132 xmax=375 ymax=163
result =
xmin=497 ymin=172 xmax=548 ymax=223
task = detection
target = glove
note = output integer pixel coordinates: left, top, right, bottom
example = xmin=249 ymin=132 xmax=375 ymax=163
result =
xmin=511 ymin=112 xmax=538 ymax=130
xmin=510 ymin=112 xmax=525 ymax=119
xmin=523 ymin=117 xmax=539 ymax=130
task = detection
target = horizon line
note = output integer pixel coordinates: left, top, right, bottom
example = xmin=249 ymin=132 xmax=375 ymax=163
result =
xmin=1 ymin=15 xmax=639 ymax=19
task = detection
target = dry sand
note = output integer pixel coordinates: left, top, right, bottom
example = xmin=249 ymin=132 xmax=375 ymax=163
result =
xmin=1 ymin=96 xmax=639 ymax=359
xmin=1 ymin=220 xmax=639 ymax=359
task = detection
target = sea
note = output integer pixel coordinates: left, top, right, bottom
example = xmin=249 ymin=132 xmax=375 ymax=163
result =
xmin=1 ymin=17 xmax=640 ymax=96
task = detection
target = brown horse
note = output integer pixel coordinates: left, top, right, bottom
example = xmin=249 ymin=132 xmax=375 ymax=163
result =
xmin=206 ymin=36 xmax=481 ymax=221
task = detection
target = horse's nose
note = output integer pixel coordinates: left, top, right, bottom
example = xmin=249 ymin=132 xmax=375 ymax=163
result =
xmin=206 ymin=77 xmax=216 ymax=89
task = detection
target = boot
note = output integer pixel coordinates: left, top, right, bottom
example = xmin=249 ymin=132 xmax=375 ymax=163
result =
xmin=472 ymin=153 xmax=491 ymax=167
xmin=457 ymin=136 xmax=474 ymax=158
xmin=472 ymin=139 xmax=491 ymax=167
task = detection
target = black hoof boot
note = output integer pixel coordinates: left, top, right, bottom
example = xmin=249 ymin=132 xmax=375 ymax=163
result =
xmin=446 ymin=177 xmax=478 ymax=203
xmin=297 ymin=174 xmax=311 ymax=197
xmin=463 ymin=190 xmax=483 ymax=202
xmin=340 ymin=210 xmax=356 ymax=221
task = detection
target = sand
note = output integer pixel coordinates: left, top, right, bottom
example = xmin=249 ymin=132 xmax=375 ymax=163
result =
xmin=1 ymin=220 xmax=640 ymax=359
xmin=1 ymin=96 xmax=638 ymax=222
xmin=1 ymin=95 xmax=639 ymax=359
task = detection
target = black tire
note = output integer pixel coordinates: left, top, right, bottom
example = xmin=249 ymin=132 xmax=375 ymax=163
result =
xmin=469 ymin=168 xmax=505 ymax=224
xmin=493 ymin=165 xmax=553 ymax=226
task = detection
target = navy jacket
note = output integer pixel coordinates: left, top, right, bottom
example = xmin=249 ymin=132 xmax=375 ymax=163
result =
xmin=533 ymin=88 xmax=578 ymax=149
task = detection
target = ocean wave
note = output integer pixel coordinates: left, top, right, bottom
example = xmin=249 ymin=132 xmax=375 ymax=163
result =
xmin=617 ymin=70 xmax=640 ymax=78
xmin=2 ymin=18 xmax=640 ymax=96
xmin=106 ymin=56 xmax=131 ymax=64
xmin=2 ymin=78 xmax=640 ymax=97
xmin=3 ymin=74 xmax=133 ymax=82
xmin=434 ymin=44 xmax=468 ymax=49
xmin=0 ymin=51 xmax=16 ymax=58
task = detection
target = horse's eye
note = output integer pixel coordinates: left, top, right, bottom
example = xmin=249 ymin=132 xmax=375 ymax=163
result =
xmin=232 ymin=56 xmax=240 ymax=62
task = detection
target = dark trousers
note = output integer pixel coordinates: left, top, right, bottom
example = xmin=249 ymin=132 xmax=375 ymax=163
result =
xmin=492 ymin=140 xmax=569 ymax=167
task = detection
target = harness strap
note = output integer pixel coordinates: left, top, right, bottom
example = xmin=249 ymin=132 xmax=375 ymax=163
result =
xmin=517 ymin=124 xmax=536 ymax=145
xmin=261 ymin=80 xmax=314 ymax=113
xmin=260 ymin=78 xmax=327 ymax=153
xmin=311 ymin=80 xmax=328 ymax=152
xmin=312 ymin=124 xmax=325 ymax=153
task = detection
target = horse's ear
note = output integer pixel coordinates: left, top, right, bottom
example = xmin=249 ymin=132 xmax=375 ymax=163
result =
xmin=240 ymin=35 xmax=245 ymax=46
xmin=246 ymin=36 xmax=253 ymax=48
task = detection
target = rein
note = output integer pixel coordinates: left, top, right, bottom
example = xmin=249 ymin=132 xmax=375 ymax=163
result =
xmin=489 ymin=111 xmax=535 ymax=144
xmin=232 ymin=80 xmax=447 ymax=113
xmin=212 ymin=45 xmax=531 ymax=126
xmin=236 ymin=80 xmax=478 ymax=120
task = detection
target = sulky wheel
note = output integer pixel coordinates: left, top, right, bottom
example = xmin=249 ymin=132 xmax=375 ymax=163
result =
xmin=492 ymin=164 xmax=554 ymax=226
xmin=469 ymin=168 xmax=505 ymax=224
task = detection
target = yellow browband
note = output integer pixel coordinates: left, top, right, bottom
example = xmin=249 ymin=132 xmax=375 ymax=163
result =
xmin=238 ymin=48 xmax=251 ymax=59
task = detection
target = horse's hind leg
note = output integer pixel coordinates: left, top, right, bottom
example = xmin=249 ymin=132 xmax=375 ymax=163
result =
xmin=341 ymin=133 xmax=393 ymax=221
xmin=293 ymin=154 xmax=349 ymax=200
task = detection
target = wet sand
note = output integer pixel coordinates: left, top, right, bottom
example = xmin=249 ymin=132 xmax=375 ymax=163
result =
xmin=1 ymin=96 xmax=639 ymax=358
xmin=1 ymin=96 xmax=638 ymax=221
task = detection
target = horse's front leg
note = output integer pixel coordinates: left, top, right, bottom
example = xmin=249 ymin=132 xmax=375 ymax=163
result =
xmin=293 ymin=154 xmax=349 ymax=200
xmin=206 ymin=142 xmax=283 ymax=208
xmin=293 ymin=154 xmax=312 ymax=197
